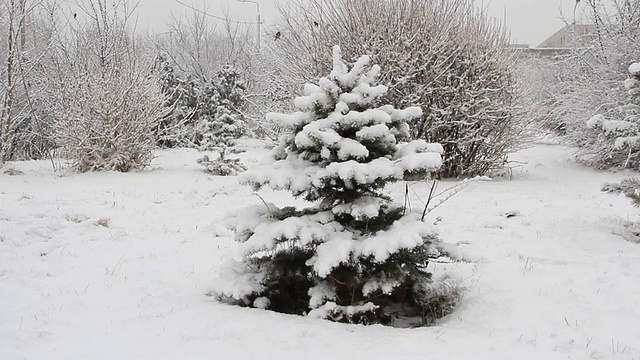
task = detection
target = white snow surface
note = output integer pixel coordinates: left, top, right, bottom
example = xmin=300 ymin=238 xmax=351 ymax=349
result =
xmin=2 ymin=141 xmax=640 ymax=359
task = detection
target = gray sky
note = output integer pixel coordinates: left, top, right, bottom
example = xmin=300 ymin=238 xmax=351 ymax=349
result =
xmin=134 ymin=0 xmax=580 ymax=46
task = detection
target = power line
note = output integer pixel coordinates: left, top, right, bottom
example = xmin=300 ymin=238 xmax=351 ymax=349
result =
xmin=173 ymin=0 xmax=261 ymax=25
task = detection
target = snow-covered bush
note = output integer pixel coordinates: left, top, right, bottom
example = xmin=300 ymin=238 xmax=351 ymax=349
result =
xmin=196 ymin=100 xmax=247 ymax=176
xmin=515 ymin=54 xmax=570 ymax=136
xmin=51 ymin=71 xmax=163 ymax=172
xmin=270 ymin=0 xmax=524 ymax=177
xmin=47 ymin=0 xmax=164 ymax=172
xmin=210 ymin=46 xmax=460 ymax=325
xmin=241 ymin=51 xmax=298 ymax=141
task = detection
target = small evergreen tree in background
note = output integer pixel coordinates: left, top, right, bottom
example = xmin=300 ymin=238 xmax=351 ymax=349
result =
xmin=197 ymin=65 xmax=247 ymax=175
xmin=155 ymin=55 xmax=201 ymax=148
xmin=211 ymin=46 xmax=460 ymax=325
xmin=198 ymin=65 xmax=246 ymax=156
xmin=592 ymin=61 xmax=640 ymax=169
xmin=156 ymin=58 xmax=247 ymax=175
xmin=584 ymin=61 xmax=640 ymax=169
xmin=156 ymin=59 xmax=247 ymax=152
xmin=602 ymin=61 xmax=640 ymax=243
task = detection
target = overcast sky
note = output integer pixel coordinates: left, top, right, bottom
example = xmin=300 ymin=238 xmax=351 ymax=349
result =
xmin=133 ymin=0 xmax=583 ymax=46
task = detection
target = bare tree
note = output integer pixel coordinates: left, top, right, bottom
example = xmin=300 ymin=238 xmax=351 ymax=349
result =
xmin=0 ymin=0 xmax=53 ymax=162
xmin=153 ymin=5 xmax=255 ymax=82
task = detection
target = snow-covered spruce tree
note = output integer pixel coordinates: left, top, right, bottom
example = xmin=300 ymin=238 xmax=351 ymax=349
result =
xmin=155 ymin=55 xmax=201 ymax=148
xmin=586 ymin=62 xmax=640 ymax=169
xmin=211 ymin=46 xmax=456 ymax=325
xmin=198 ymin=65 xmax=246 ymax=154
xmin=602 ymin=61 xmax=640 ymax=208
xmin=156 ymin=61 xmax=246 ymax=155
xmin=197 ymin=65 xmax=247 ymax=175
xmin=603 ymin=178 xmax=640 ymax=207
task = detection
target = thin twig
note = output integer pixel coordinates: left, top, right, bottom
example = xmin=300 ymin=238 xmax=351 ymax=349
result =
xmin=253 ymin=193 xmax=272 ymax=217
xmin=421 ymin=180 xmax=438 ymax=222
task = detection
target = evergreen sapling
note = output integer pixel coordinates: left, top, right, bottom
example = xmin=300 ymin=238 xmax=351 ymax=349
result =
xmin=156 ymin=59 xmax=247 ymax=172
xmin=155 ymin=55 xmax=200 ymax=148
xmin=197 ymin=65 xmax=247 ymax=175
xmin=603 ymin=62 xmax=640 ymax=203
xmin=602 ymin=61 xmax=640 ymax=243
xmin=211 ymin=46 xmax=459 ymax=325
xmin=586 ymin=62 xmax=640 ymax=168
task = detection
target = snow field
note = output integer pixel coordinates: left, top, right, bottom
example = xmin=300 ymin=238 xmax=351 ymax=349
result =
xmin=1 ymin=142 xmax=640 ymax=359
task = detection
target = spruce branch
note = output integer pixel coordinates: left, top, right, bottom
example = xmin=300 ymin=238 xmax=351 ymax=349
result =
xmin=603 ymin=178 xmax=640 ymax=207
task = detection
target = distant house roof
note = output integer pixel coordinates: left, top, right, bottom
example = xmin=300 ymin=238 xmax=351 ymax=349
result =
xmin=538 ymin=24 xmax=597 ymax=48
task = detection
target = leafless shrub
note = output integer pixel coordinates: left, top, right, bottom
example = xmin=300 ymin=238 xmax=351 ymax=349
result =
xmin=46 ymin=0 xmax=165 ymax=172
xmin=154 ymin=4 xmax=255 ymax=82
xmin=52 ymin=73 xmax=162 ymax=172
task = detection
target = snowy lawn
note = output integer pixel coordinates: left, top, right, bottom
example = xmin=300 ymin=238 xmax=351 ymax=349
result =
xmin=1 ymin=141 xmax=639 ymax=360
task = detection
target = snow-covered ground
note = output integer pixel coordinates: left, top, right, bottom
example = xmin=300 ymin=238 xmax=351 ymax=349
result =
xmin=1 ymin=141 xmax=639 ymax=360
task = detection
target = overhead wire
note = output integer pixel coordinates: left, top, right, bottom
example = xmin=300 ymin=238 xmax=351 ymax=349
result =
xmin=173 ymin=0 xmax=261 ymax=25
